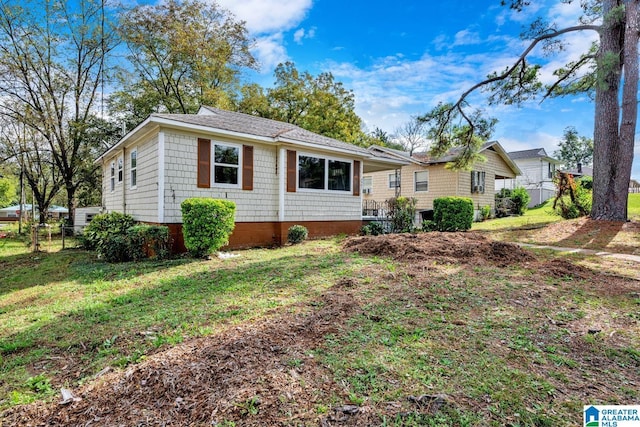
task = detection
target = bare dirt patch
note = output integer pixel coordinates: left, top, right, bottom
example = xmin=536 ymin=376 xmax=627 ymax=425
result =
xmin=343 ymin=232 xmax=535 ymax=267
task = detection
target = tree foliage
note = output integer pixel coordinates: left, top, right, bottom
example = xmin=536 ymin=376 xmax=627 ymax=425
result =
xmin=554 ymin=126 xmax=594 ymax=169
xmin=421 ymin=0 xmax=637 ymax=221
xmin=0 ymin=173 xmax=17 ymax=208
xmin=112 ymin=0 xmax=257 ymax=128
xmin=237 ymin=62 xmax=366 ymax=144
xmin=0 ymin=0 xmax=117 ymax=223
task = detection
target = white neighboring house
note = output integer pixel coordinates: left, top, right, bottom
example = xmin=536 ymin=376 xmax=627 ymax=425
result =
xmin=95 ymin=106 xmax=405 ymax=251
xmin=74 ymin=206 xmax=102 ymax=233
xmin=496 ymin=148 xmax=561 ymax=207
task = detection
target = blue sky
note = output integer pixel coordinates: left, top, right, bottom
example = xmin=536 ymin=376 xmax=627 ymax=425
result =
xmin=217 ymin=0 xmax=639 ymax=179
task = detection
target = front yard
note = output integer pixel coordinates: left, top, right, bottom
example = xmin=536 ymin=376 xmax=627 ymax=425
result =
xmin=0 ymin=221 xmax=639 ymax=425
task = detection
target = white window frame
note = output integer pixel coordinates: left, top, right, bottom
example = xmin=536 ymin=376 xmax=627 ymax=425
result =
xmin=130 ymin=148 xmax=137 ymax=189
xmin=414 ymin=170 xmax=429 ymax=192
xmin=388 ymin=173 xmax=400 ymax=189
xmin=212 ymin=141 xmax=241 ymax=188
xmin=110 ymin=161 xmax=115 ymax=192
xmin=297 ymin=152 xmax=352 ymax=193
xmin=117 ymin=156 xmax=123 ymax=184
xmin=362 ymin=176 xmax=373 ymax=195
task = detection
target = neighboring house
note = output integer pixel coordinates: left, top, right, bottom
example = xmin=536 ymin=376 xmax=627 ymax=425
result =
xmin=363 ymin=141 xmax=520 ymax=221
xmin=497 ymin=148 xmax=562 ymax=207
xmin=74 ymin=206 xmax=102 ymax=233
xmin=0 ymin=204 xmax=68 ymax=222
xmin=96 ymin=106 xmax=405 ymax=251
xmin=562 ymin=162 xmax=593 ymax=178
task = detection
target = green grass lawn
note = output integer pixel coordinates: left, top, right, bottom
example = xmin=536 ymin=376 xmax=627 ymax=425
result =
xmin=473 ymin=193 xmax=640 ymax=232
xmin=1 ymin=234 xmax=639 ymax=425
xmin=629 ymin=192 xmax=640 ymax=220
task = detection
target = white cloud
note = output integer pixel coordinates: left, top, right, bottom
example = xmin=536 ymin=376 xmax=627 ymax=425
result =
xmin=453 ymin=29 xmax=481 ymax=46
xmin=293 ymin=28 xmax=305 ymax=44
xmin=253 ymin=33 xmax=289 ymax=72
xmin=215 ymin=0 xmax=313 ymax=73
xmin=216 ymin=0 xmax=312 ymax=34
xmin=293 ymin=27 xmax=316 ymax=44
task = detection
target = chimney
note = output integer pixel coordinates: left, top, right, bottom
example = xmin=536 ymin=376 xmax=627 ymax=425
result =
xmin=577 ymin=162 xmax=582 ymax=173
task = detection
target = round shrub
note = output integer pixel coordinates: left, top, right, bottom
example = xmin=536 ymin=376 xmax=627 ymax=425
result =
xmin=361 ymin=221 xmax=385 ymax=236
xmin=287 ymin=225 xmax=308 ymax=244
xmin=81 ymin=212 xmax=135 ymax=250
xmin=181 ymin=198 xmax=236 ymax=257
xmin=510 ymin=187 xmax=531 ymax=215
xmin=433 ymin=197 xmax=474 ymax=231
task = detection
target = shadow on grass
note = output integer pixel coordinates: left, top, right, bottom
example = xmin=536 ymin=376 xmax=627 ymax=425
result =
xmin=553 ymin=219 xmax=625 ymax=251
xmin=0 ymin=250 xmax=356 ymax=384
xmin=0 ymin=248 xmax=198 ymax=297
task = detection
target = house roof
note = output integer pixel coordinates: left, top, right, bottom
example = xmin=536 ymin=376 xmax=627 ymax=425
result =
xmin=508 ymin=148 xmax=561 ymax=164
xmin=0 ymin=204 xmax=68 ymax=213
xmin=96 ymin=106 xmax=406 ymax=172
xmin=368 ymin=141 xmax=521 ymax=176
xmin=561 ymin=165 xmax=593 ymax=177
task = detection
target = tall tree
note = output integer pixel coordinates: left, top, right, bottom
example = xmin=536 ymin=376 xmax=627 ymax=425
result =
xmin=238 ymin=62 xmax=366 ymax=144
xmin=421 ymin=0 xmax=637 ymax=221
xmin=0 ymin=118 xmax=62 ymax=222
xmin=393 ymin=116 xmax=429 ymax=155
xmin=0 ymin=0 xmax=117 ymax=224
xmin=112 ymin=0 xmax=257 ymax=128
xmin=554 ymin=126 xmax=594 ymax=169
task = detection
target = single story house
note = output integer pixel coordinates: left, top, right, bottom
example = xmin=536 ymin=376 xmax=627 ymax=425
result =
xmin=0 ymin=204 xmax=68 ymax=222
xmin=496 ymin=148 xmax=561 ymax=207
xmin=363 ymin=141 xmax=521 ymax=221
xmin=96 ymin=106 xmax=406 ymax=251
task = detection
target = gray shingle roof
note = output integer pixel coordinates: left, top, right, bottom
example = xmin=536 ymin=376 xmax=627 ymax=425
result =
xmin=153 ymin=106 xmax=371 ymax=155
xmin=507 ymin=148 xmax=549 ymax=160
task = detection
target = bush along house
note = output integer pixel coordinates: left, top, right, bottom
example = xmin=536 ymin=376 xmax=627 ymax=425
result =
xmin=96 ymin=106 xmax=406 ymax=251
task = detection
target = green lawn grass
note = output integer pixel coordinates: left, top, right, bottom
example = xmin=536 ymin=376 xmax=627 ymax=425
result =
xmin=473 ymin=193 xmax=640 ymax=231
xmin=1 ymin=236 xmax=639 ymax=425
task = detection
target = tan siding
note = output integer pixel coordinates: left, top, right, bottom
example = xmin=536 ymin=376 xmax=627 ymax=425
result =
xmin=366 ymin=149 xmax=516 ymax=216
xmin=366 ymin=163 xmax=462 ymax=211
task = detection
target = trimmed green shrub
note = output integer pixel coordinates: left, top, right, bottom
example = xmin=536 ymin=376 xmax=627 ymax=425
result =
xmin=433 ymin=197 xmax=473 ymax=231
xmin=510 ymin=187 xmax=531 ymax=215
xmin=480 ymin=205 xmax=491 ymax=221
xmin=386 ymin=196 xmax=417 ymax=233
xmin=99 ymin=233 xmax=133 ymax=263
xmin=287 ymin=225 xmax=309 ymax=244
xmin=181 ymin=198 xmax=236 ymax=257
xmin=81 ymin=212 xmax=135 ymax=251
xmin=421 ymin=219 xmax=437 ymax=232
xmin=361 ymin=221 xmax=385 ymax=236
xmin=128 ymin=225 xmax=171 ymax=261
xmin=81 ymin=213 xmax=171 ymax=262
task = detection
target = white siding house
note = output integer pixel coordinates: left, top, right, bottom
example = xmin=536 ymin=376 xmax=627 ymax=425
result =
xmin=96 ymin=107 xmax=405 ymax=250
xmin=496 ymin=148 xmax=561 ymax=207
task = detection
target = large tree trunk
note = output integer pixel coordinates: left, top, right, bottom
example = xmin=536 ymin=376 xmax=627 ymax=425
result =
xmin=591 ymin=0 xmax=638 ymax=221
